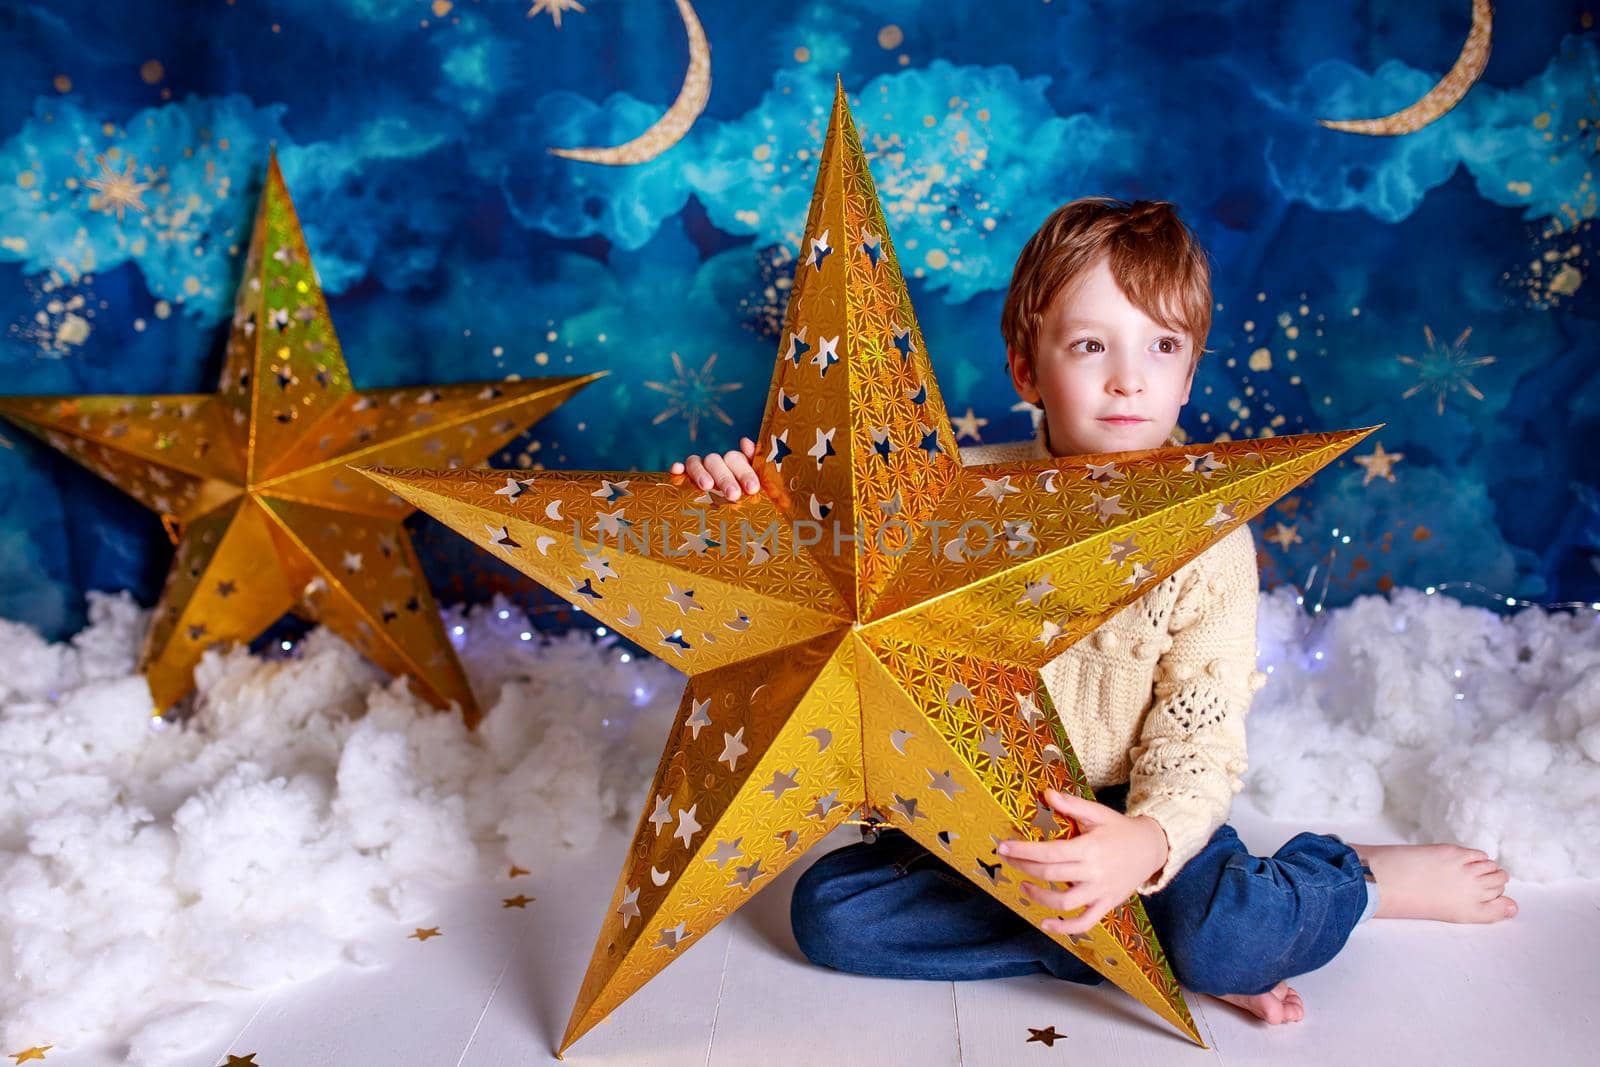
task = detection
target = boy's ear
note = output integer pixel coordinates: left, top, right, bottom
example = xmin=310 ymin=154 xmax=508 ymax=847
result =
xmin=1006 ymin=345 xmax=1042 ymax=405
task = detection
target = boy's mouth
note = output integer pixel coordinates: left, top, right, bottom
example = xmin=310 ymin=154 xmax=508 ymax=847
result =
xmin=1098 ymin=415 xmax=1148 ymax=425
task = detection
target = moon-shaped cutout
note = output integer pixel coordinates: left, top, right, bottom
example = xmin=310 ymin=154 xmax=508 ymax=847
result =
xmin=942 ymin=536 xmax=967 ymax=564
xmin=1036 ymin=469 xmax=1059 ymax=493
xmin=1319 ymin=0 xmax=1492 ymax=136
xmin=618 ymin=605 xmax=642 ymax=627
xmin=545 ymin=499 xmax=564 ymax=521
xmin=890 ymin=729 xmax=913 ymax=754
xmin=806 ymin=727 xmax=833 ymax=752
xmin=650 ymin=866 xmax=671 ymax=886
xmin=548 ymin=0 xmax=711 ymax=165
xmin=535 ymin=535 xmax=556 ymax=555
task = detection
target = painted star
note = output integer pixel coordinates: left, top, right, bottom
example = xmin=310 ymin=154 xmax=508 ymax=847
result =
xmin=1353 ymin=441 xmax=1404 ymax=485
xmin=0 ymin=152 xmax=599 ymax=725
xmin=952 ymin=407 xmax=989 ymax=441
xmin=1265 ymin=522 xmax=1302 ymax=550
xmin=526 ymin=0 xmax=587 ymax=29
xmin=1026 ymin=1025 xmax=1066 ymax=1047
xmin=84 ymin=152 xmax=153 ymax=220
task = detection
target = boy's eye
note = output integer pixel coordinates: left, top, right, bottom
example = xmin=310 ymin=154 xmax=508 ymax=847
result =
xmin=1070 ymin=339 xmax=1103 ymax=354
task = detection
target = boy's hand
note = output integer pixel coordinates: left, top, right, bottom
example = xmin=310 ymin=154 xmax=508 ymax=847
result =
xmin=996 ymin=788 xmax=1170 ymax=936
xmin=669 ymin=437 xmax=761 ymax=501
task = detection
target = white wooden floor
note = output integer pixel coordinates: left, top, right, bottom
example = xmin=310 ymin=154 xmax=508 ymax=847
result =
xmin=24 ymin=798 xmax=1599 ymax=1067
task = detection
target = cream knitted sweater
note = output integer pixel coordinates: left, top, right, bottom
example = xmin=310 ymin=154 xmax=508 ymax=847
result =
xmin=960 ymin=422 xmax=1268 ymax=894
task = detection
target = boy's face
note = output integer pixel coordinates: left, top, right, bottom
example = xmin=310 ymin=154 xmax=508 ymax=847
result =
xmin=1007 ymin=255 xmax=1197 ymax=458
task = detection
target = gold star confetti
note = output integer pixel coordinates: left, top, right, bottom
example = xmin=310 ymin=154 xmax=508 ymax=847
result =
xmin=1353 ymin=441 xmax=1404 ymax=485
xmin=0 ymin=154 xmax=601 ymax=725
xmin=84 ymin=152 xmax=152 ymax=220
xmin=221 ymin=1055 xmax=258 ymax=1066
xmin=508 ymin=864 xmax=530 ymax=877
xmin=1026 ymin=1025 xmax=1066 ymax=1047
xmin=526 ymin=0 xmax=586 ymax=28
xmin=1264 ymin=522 xmax=1303 ymax=550
xmin=951 ymin=406 xmax=989 ymax=442
xmin=644 ymin=351 xmax=743 ymax=442
xmin=502 ymin=894 xmax=536 ymax=908
xmin=359 ymin=81 xmax=1375 ymax=1055
xmin=409 ymin=927 xmax=442 ymax=942
xmin=1397 ymin=325 xmax=1495 ymax=416
xmin=9 ymin=1047 xmax=52 ymax=1064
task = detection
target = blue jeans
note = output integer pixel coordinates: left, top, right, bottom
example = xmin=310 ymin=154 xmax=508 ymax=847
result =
xmin=789 ymin=783 xmax=1377 ymax=996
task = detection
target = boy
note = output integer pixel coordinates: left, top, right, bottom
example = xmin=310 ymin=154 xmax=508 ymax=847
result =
xmin=670 ymin=198 xmax=1517 ymax=1025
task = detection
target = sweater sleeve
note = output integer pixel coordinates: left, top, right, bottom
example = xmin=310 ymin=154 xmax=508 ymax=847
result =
xmin=1123 ymin=524 xmax=1268 ymax=894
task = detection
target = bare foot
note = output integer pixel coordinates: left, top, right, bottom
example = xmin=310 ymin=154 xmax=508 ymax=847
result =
xmin=1352 ymin=843 xmax=1518 ymax=923
xmin=1214 ymin=981 xmax=1305 ymax=1024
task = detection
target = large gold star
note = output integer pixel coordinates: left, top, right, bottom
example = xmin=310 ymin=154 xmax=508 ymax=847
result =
xmin=1353 ymin=440 xmax=1404 ymax=485
xmin=0 ymin=154 xmax=601 ymax=726
xmin=359 ymin=82 xmax=1374 ymax=1052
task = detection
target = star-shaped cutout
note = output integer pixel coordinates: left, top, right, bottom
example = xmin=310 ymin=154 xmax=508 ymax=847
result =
xmin=618 ymin=885 xmax=641 ymax=927
xmin=359 ymin=83 xmax=1374 ymax=1056
xmin=0 ymin=153 xmax=599 ymax=725
xmin=718 ymin=727 xmax=749 ymax=770
xmin=706 ymin=838 xmax=745 ymax=868
xmin=809 ymin=229 xmax=833 ymax=270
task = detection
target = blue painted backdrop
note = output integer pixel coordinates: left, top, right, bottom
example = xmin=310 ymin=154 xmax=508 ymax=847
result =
xmin=1 ymin=0 xmax=1596 ymax=640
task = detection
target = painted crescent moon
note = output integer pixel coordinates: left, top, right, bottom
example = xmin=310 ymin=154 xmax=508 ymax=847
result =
xmin=1319 ymin=0 xmax=1492 ymax=136
xmin=548 ymin=0 xmax=711 ymax=164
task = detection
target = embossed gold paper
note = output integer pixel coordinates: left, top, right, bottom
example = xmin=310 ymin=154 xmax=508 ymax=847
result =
xmin=0 ymin=154 xmax=601 ymax=724
xmin=358 ymin=82 xmax=1375 ymax=1050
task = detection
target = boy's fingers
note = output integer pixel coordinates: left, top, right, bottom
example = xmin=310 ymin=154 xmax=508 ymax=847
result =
xmin=996 ymin=838 xmax=1079 ymax=863
xmin=683 ymin=456 xmax=713 ymax=490
xmin=1002 ymin=857 xmax=1081 ymax=883
xmin=739 ymin=436 xmax=756 ymax=457
xmin=702 ymin=453 xmax=742 ymax=499
xmin=724 ymin=451 xmax=761 ymax=494
xmin=1053 ymin=898 xmax=1112 ymax=937
xmin=1025 ymin=879 xmax=1098 ymax=915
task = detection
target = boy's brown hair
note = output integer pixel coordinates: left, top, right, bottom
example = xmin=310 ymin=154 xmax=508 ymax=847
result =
xmin=1000 ymin=197 xmax=1213 ymax=373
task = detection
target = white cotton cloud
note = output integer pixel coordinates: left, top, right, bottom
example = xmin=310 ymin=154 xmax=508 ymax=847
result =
xmin=1245 ymin=585 xmax=1600 ymax=881
xmin=0 ymin=591 xmax=677 ymax=1061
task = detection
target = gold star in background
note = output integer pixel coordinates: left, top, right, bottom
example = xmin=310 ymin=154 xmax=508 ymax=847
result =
xmin=221 ymin=1055 xmax=258 ymax=1067
xmin=950 ymin=406 xmax=989 ymax=441
xmin=0 ymin=154 xmax=601 ymax=725
xmin=1026 ymin=1026 xmax=1065 ymax=1047
xmin=9 ymin=1047 xmax=52 ymax=1064
xmin=1354 ymin=441 xmax=1404 ymax=485
xmin=527 ymin=0 xmax=586 ymax=28
xmin=508 ymin=864 xmax=530 ymax=877
xmin=84 ymin=152 xmax=153 ymax=220
xmin=1265 ymin=522 xmax=1303 ymax=550
xmin=409 ymin=927 xmax=442 ymax=942
xmin=502 ymin=893 xmax=536 ymax=908
xmin=360 ymin=81 xmax=1375 ymax=1053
